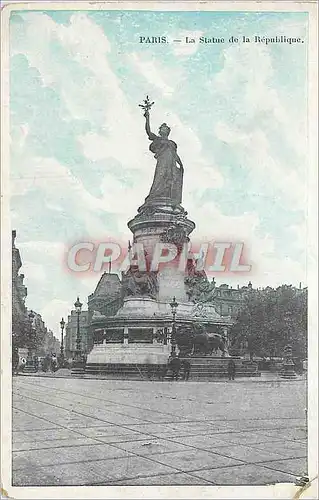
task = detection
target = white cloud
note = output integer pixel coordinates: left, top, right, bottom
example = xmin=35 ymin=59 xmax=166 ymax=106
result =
xmin=13 ymin=154 xmax=112 ymax=238
xmin=19 ymin=240 xmax=65 ymax=260
xmin=213 ymin=41 xmax=306 ymax=152
xmin=57 ymin=13 xmax=111 ymax=59
xmin=20 ymin=261 xmax=46 ymax=283
xmin=40 ymin=299 xmax=73 ymax=340
xmin=211 ymin=42 xmax=307 ymax=211
xmin=190 ymin=200 xmax=305 ymax=289
xmin=15 ymin=12 xmax=111 ymax=85
xmin=11 ymin=12 xmax=224 ymax=233
xmin=130 ymin=53 xmax=175 ymax=97
xmin=214 ymin=121 xmax=306 ymax=209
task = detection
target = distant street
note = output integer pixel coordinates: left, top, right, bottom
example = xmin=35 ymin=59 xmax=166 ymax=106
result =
xmin=12 ymin=376 xmax=307 ymax=486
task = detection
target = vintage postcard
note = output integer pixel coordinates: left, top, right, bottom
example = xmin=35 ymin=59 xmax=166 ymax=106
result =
xmin=1 ymin=1 xmax=318 ymax=499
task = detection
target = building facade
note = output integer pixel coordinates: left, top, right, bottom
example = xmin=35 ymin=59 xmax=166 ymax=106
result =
xmin=12 ymin=230 xmax=60 ymax=361
xmin=42 ymin=329 xmax=61 ymax=355
xmin=88 ymin=272 xmax=122 ymax=321
xmin=12 ymin=230 xmax=28 ymax=352
xmin=30 ymin=311 xmax=60 ymax=357
xmin=213 ymin=282 xmax=253 ymax=318
xmin=64 ymin=310 xmax=89 ymax=358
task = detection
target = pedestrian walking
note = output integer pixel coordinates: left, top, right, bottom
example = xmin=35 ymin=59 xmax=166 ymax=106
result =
xmin=41 ymin=355 xmax=50 ymax=372
xmin=181 ymin=359 xmax=191 ymax=380
xmin=169 ymin=356 xmax=181 ymax=381
xmin=51 ymin=353 xmax=58 ymax=372
xmin=227 ymin=358 xmax=236 ymax=380
xmin=33 ymin=356 xmax=39 ymax=372
xmin=19 ymin=358 xmax=26 ymax=372
xmin=158 ymin=364 xmax=168 ymax=381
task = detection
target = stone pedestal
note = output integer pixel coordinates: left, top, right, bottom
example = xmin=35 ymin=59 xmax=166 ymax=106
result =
xmin=24 ymin=361 xmax=37 ymax=374
xmin=280 ymin=359 xmax=297 ymax=379
xmin=71 ymin=354 xmax=86 ymax=375
xmin=86 ymin=343 xmax=171 ymax=367
xmin=115 ymin=297 xmax=159 ymax=318
xmin=127 ymin=201 xmax=195 ymax=259
xmin=86 ymin=186 xmax=234 ymax=375
xmin=158 ymin=265 xmax=188 ymax=302
xmin=24 ymin=352 xmax=37 ymax=373
xmin=280 ymin=345 xmax=297 ymax=379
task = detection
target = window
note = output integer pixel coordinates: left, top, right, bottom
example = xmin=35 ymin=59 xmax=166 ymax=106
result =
xmin=128 ymin=328 xmax=153 ymax=343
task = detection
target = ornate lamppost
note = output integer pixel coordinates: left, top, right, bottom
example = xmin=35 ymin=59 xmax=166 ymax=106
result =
xmin=281 ymin=344 xmax=297 ymax=379
xmin=71 ymin=297 xmax=85 ymax=374
xmin=163 ymin=326 xmax=168 ymax=345
xmin=170 ymin=296 xmax=179 ymax=357
xmin=60 ymin=317 xmax=65 ymax=367
xmin=25 ymin=310 xmax=36 ymax=373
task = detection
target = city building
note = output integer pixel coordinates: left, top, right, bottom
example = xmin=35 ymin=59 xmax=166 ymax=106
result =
xmin=88 ymin=272 xmax=122 ymax=321
xmin=12 ymin=230 xmax=28 ymax=352
xmin=12 ymin=230 xmax=60 ymax=362
xmin=213 ymin=281 xmax=253 ymax=318
xmin=42 ymin=329 xmax=61 ymax=356
xmin=64 ymin=310 xmax=89 ymax=358
xmin=31 ymin=312 xmax=60 ymax=357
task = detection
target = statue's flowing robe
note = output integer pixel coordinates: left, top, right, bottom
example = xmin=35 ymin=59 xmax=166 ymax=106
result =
xmin=146 ymin=137 xmax=183 ymax=205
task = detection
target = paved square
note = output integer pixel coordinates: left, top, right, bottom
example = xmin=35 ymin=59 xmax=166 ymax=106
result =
xmin=12 ymin=376 xmax=307 ymax=486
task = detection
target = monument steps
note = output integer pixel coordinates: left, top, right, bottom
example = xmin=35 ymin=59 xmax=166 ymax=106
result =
xmin=23 ymin=366 xmax=37 ymax=374
xmin=85 ymin=363 xmax=166 ymax=380
xmin=85 ymin=356 xmax=260 ymax=379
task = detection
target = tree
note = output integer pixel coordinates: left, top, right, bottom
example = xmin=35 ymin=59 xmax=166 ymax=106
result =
xmin=12 ymin=313 xmax=30 ymax=350
xmin=229 ymin=285 xmax=307 ymax=360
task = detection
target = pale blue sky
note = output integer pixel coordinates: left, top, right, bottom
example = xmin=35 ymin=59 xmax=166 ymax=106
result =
xmin=9 ymin=9 xmax=308 ymax=336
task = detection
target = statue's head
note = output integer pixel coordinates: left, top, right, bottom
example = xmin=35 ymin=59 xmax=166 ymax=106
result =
xmin=159 ymin=123 xmax=171 ymax=137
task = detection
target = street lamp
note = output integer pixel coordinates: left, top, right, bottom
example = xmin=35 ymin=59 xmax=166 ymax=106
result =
xmin=25 ymin=310 xmax=36 ymax=373
xmin=284 ymin=311 xmax=293 ymax=343
xmin=60 ymin=317 xmax=65 ymax=366
xmin=74 ymin=297 xmax=82 ymax=351
xmin=170 ymin=296 xmax=179 ymax=357
xmin=71 ymin=297 xmax=85 ymax=374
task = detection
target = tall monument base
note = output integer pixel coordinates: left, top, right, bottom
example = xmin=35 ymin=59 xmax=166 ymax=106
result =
xmin=85 ymin=352 xmax=260 ymax=379
xmin=86 ymin=295 xmax=233 ymax=371
xmin=86 ymin=342 xmax=170 ymax=367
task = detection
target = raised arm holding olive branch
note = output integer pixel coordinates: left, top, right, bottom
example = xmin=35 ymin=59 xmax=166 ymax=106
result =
xmin=139 ymin=96 xmax=184 ymax=204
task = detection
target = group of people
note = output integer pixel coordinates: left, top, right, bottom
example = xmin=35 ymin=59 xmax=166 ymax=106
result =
xmin=14 ymin=353 xmax=62 ymax=374
xmin=167 ymin=356 xmax=191 ymax=381
xmin=165 ymin=356 xmax=236 ymax=381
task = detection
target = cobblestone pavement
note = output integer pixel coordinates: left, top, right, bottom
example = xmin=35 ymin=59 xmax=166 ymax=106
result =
xmin=12 ymin=376 xmax=307 ymax=486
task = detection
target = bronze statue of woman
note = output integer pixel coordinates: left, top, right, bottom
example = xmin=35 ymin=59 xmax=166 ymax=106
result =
xmin=143 ymin=109 xmax=184 ymax=205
